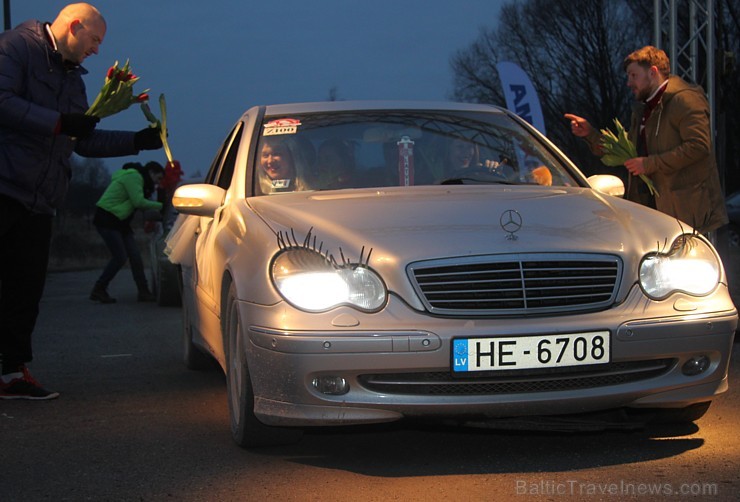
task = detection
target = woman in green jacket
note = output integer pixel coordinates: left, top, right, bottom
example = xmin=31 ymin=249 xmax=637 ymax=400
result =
xmin=90 ymin=162 xmax=164 ymax=303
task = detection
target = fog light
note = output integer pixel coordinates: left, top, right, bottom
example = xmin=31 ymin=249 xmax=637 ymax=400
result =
xmin=682 ymin=355 xmax=710 ymax=376
xmin=312 ymin=376 xmax=349 ymax=395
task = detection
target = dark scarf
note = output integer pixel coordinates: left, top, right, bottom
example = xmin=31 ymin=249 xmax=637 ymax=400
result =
xmin=637 ymin=80 xmax=668 ymax=156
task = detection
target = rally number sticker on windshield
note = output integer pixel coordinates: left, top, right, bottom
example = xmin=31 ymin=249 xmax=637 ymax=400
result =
xmin=264 ymin=118 xmax=302 ymax=136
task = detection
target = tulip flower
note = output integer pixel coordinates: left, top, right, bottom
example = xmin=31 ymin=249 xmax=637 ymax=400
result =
xmin=86 ymin=60 xmax=149 ymax=119
xmin=600 ymin=118 xmax=659 ymax=197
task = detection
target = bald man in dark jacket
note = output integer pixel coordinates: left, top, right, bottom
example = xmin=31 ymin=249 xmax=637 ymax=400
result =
xmin=0 ymin=3 xmax=162 ymax=399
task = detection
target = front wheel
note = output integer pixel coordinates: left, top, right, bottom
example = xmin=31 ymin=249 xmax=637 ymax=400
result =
xmin=224 ymin=282 xmax=303 ymax=448
xmin=156 ymin=259 xmax=182 ymax=307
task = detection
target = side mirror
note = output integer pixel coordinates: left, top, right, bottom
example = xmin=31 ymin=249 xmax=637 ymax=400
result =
xmin=171 ymin=183 xmax=226 ymax=217
xmin=588 ymin=174 xmax=625 ymax=198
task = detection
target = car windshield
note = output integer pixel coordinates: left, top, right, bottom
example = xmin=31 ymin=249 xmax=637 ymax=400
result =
xmin=253 ymin=110 xmax=580 ymax=195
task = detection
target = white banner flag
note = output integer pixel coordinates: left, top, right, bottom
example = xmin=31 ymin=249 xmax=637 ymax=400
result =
xmin=496 ymin=61 xmax=546 ymax=135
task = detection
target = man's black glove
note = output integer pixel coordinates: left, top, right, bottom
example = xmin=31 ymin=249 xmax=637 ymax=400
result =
xmin=59 ymin=113 xmax=100 ymax=138
xmin=134 ymin=127 xmax=163 ymax=151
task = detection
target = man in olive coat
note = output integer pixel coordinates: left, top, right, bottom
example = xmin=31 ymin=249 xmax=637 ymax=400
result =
xmin=565 ymin=45 xmax=728 ymax=235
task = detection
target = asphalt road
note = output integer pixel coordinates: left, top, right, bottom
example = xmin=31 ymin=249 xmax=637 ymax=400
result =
xmin=1 ymin=269 xmax=739 ymax=501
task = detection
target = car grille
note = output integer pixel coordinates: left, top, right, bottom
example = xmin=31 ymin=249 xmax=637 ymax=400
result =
xmin=409 ymin=253 xmax=621 ymax=315
xmin=358 ymin=359 xmax=674 ymax=395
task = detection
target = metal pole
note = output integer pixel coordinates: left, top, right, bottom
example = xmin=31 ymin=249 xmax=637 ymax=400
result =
xmin=707 ymin=0 xmax=715 ymax=141
xmin=3 ymin=0 xmax=10 ymax=31
xmin=670 ymin=0 xmax=678 ymax=75
xmin=690 ymin=0 xmax=698 ymax=82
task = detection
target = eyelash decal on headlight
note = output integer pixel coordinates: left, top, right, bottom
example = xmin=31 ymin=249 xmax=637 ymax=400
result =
xmin=276 ymin=226 xmax=373 ymax=268
xmin=651 ymin=221 xmax=700 ymax=257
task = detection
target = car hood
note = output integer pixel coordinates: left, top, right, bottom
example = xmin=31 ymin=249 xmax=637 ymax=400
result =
xmin=248 ymin=185 xmax=682 ymax=267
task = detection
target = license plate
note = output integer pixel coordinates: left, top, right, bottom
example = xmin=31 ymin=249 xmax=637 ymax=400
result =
xmin=452 ymin=331 xmax=610 ymax=373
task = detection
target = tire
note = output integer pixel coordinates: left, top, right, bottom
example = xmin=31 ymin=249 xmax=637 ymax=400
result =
xmin=152 ymin=235 xmax=182 ymax=307
xmin=223 ymin=281 xmax=303 ymax=448
xmin=156 ymin=258 xmax=182 ymax=307
xmin=182 ymin=299 xmax=213 ymax=370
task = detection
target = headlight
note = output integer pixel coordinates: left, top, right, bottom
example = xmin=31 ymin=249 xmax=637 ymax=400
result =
xmin=639 ymin=234 xmax=720 ymax=300
xmin=271 ymin=248 xmax=387 ymax=312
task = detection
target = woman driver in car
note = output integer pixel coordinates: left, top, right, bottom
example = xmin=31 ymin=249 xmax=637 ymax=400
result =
xmin=258 ymin=136 xmax=310 ymax=194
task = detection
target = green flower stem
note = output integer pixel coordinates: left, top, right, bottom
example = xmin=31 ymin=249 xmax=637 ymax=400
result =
xmin=141 ymin=94 xmax=173 ymax=163
xmin=600 ymin=118 xmax=660 ymax=198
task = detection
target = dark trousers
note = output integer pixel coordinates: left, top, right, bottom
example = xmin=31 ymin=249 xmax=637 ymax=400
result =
xmin=0 ymin=195 xmax=52 ymax=369
xmin=94 ymin=225 xmax=148 ymax=291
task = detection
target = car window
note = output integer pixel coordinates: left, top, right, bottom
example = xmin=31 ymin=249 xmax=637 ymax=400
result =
xmin=205 ymin=122 xmax=243 ymax=188
xmin=251 ymin=110 xmax=580 ymax=195
xmin=216 ymin=124 xmax=243 ymax=190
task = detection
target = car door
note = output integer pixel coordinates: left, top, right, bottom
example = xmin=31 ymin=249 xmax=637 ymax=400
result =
xmin=191 ymin=123 xmax=243 ymax=332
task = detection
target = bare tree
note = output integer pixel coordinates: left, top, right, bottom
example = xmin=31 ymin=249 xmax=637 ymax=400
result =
xmin=62 ymin=156 xmax=111 ymax=219
xmin=451 ymin=0 xmax=649 ymax=175
xmin=328 ymin=86 xmax=341 ymax=102
xmin=451 ymin=0 xmax=739 ymax=192
xmin=72 ymin=156 xmax=111 ymax=189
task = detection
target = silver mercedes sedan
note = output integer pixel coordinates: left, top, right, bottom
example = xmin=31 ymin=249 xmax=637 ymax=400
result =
xmin=165 ymin=101 xmax=737 ymax=448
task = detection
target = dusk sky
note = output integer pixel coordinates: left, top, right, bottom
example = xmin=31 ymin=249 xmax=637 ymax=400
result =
xmin=9 ymin=1 xmax=507 ymax=176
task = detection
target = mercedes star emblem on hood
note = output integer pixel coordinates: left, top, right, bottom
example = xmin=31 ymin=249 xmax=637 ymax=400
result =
xmin=500 ymin=209 xmax=522 ymax=240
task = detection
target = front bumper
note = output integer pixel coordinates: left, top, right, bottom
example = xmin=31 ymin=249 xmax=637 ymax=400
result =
xmin=240 ymin=287 xmax=737 ymax=427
